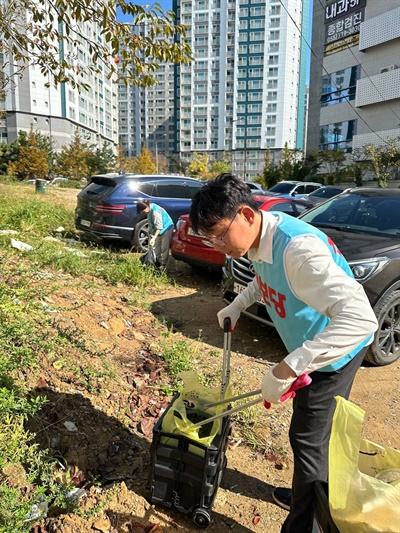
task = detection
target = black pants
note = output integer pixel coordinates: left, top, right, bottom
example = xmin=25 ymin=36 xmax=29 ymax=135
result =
xmin=281 ymin=348 xmax=367 ymax=533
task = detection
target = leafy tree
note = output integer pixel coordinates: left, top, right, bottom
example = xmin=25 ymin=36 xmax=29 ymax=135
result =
xmin=363 ymin=138 xmax=400 ymax=188
xmin=279 ymin=143 xmax=303 ymax=182
xmin=130 ymin=146 xmax=156 ymax=174
xmin=168 ymin=155 xmax=190 ymax=176
xmin=208 ymin=155 xmax=231 ymax=179
xmin=0 ymin=139 xmax=21 ymax=175
xmin=315 ymin=149 xmax=346 ymax=184
xmin=34 ymin=131 xmax=56 ymax=175
xmin=87 ymin=144 xmax=116 ymax=175
xmin=186 ymin=153 xmax=209 ymax=180
xmin=0 ymin=2 xmax=193 ymax=91
xmin=12 ymin=128 xmax=49 ymax=180
xmin=258 ymin=149 xmax=280 ymax=189
xmin=55 ymin=131 xmax=91 ymax=179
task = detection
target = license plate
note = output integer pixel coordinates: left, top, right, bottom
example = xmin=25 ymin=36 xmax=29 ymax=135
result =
xmin=233 ymin=282 xmax=264 ymax=304
xmin=80 ymin=219 xmax=91 ymax=228
xmin=233 ymin=282 xmax=246 ymax=295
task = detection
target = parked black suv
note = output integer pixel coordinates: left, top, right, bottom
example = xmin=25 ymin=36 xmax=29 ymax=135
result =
xmin=75 ymin=174 xmax=204 ymax=250
xmin=221 ymin=188 xmax=400 ymax=366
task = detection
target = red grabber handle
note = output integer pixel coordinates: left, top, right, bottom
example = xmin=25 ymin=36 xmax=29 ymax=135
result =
xmin=263 ymin=373 xmax=312 ymax=409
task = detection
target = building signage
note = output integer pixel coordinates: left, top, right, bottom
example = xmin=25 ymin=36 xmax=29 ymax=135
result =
xmin=325 ymin=0 xmax=366 ymax=24
xmin=325 ymin=9 xmax=364 ymax=44
xmin=325 ymin=34 xmax=360 ymax=56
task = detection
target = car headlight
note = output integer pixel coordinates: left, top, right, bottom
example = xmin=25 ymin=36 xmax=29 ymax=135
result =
xmin=348 ymin=257 xmax=389 ymax=282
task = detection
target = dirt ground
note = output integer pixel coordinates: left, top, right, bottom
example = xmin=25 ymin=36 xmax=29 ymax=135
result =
xmin=20 ymin=187 xmax=399 ymax=533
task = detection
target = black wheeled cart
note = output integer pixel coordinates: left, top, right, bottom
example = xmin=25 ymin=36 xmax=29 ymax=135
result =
xmin=148 ymin=318 xmax=233 ymax=528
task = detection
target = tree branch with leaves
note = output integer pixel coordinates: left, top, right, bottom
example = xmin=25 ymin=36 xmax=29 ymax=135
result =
xmin=0 ymin=0 xmax=193 ymax=91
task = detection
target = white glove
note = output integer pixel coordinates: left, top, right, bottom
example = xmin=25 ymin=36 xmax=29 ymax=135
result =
xmin=149 ymin=236 xmax=156 ymax=247
xmin=217 ymin=280 xmax=260 ymax=330
xmin=217 ymin=301 xmax=243 ymax=331
xmin=262 ymin=365 xmax=296 ymax=404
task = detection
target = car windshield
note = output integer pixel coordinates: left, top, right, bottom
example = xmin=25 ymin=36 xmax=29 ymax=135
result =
xmin=309 ymin=187 xmax=342 ymax=199
xmin=300 ymin=191 xmax=400 ymax=237
xmin=268 ymin=182 xmax=295 ymax=194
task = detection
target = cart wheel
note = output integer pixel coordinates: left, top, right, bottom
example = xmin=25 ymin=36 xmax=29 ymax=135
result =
xmin=193 ymin=508 xmax=210 ymax=528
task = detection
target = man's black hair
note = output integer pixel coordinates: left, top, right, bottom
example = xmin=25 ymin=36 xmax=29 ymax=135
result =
xmin=190 ymin=173 xmax=259 ymax=233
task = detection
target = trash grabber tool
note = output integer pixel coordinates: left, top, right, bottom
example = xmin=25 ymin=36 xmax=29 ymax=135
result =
xmin=220 ymin=317 xmax=231 ymax=400
xmin=193 ymin=373 xmax=312 ymax=427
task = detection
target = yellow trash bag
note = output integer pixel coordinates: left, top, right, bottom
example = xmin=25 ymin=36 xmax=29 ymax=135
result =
xmin=329 ymin=396 xmax=400 ymax=533
xmin=161 ymin=371 xmax=231 ymax=450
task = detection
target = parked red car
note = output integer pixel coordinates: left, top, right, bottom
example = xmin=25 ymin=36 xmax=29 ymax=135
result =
xmin=171 ymin=195 xmax=312 ymax=272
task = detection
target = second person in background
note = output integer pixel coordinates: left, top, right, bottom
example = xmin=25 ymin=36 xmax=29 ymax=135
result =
xmin=136 ymin=200 xmax=174 ymax=270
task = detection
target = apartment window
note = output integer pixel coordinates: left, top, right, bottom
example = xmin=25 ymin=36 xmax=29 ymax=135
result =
xmin=270 ymin=31 xmax=280 ymax=40
xmin=248 ymin=80 xmax=262 ymax=89
xmin=248 ymin=104 xmax=262 ymax=113
xmin=249 ymin=32 xmax=264 ymax=41
xmin=319 ymin=120 xmax=356 ymax=153
xmin=247 ymin=114 xmax=261 ymax=123
xmin=268 ymin=68 xmax=279 ymax=77
xmin=250 ymin=19 xmax=265 ymax=29
xmin=250 ymin=6 xmax=265 ymax=16
xmin=249 ymin=56 xmax=263 ymax=66
xmin=248 ymin=92 xmax=262 ymax=101
xmin=249 ymin=44 xmax=264 ymax=53
xmin=249 ymin=68 xmax=263 ymax=77
xmin=247 ymin=127 xmax=261 ymax=136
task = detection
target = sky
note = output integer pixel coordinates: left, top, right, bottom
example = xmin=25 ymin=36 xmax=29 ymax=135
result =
xmin=117 ymin=1 xmax=173 ymax=22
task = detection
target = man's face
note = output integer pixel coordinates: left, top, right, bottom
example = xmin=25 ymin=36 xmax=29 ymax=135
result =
xmin=201 ymin=206 xmax=260 ymax=258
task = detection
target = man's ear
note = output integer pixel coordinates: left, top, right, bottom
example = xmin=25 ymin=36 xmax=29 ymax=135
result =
xmin=241 ymin=205 xmax=257 ymax=225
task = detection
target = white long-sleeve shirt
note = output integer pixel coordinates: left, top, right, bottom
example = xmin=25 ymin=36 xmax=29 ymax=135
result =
xmin=239 ymin=211 xmax=378 ymax=374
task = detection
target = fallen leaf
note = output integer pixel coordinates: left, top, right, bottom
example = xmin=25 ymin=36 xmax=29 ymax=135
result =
xmin=140 ymin=417 xmax=154 ymax=436
xmin=253 ymin=515 xmax=260 ymax=525
xmin=37 ymin=377 xmax=48 ymax=389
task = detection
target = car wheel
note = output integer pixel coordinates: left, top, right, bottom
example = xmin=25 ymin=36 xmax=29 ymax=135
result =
xmin=132 ymin=219 xmax=149 ymax=252
xmin=365 ymin=290 xmax=400 ymax=366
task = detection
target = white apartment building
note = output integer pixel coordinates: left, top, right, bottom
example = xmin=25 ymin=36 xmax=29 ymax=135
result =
xmin=307 ymin=0 xmax=400 ymax=157
xmin=1 ymin=9 xmax=118 ymax=152
xmin=118 ymin=23 xmax=176 ymax=164
xmin=174 ymin=0 xmax=310 ymax=180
